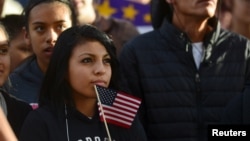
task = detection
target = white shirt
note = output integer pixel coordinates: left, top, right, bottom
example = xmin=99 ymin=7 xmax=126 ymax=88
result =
xmin=192 ymin=42 xmax=204 ymax=69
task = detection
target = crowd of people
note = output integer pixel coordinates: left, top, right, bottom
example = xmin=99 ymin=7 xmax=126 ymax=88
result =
xmin=0 ymin=0 xmax=249 ymax=141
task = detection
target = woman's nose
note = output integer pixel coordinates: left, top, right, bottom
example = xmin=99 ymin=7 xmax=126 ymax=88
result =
xmin=93 ymin=61 xmax=106 ymax=75
xmin=46 ymin=29 xmax=58 ymax=45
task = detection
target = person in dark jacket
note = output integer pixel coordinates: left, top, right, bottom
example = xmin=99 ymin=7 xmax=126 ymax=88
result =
xmin=119 ymin=0 xmax=250 ymax=140
xmin=1 ymin=89 xmax=32 ymax=138
xmin=0 ymin=22 xmax=32 ymax=139
xmin=20 ymin=25 xmax=147 ymax=141
xmin=223 ymin=90 xmax=250 ymax=124
xmin=9 ymin=0 xmax=76 ymax=105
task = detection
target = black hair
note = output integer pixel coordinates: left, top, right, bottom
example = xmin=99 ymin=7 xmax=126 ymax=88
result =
xmin=23 ymin=0 xmax=77 ymax=30
xmin=39 ymin=24 xmax=120 ymax=109
xmin=0 ymin=14 xmax=25 ymax=41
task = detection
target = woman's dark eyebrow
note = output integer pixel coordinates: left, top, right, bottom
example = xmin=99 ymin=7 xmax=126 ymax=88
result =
xmin=32 ymin=20 xmax=67 ymax=25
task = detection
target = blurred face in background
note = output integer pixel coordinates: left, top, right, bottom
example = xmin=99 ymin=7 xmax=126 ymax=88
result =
xmin=0 ymin=27 xmax=10 ymax=86
xmin=9 ymin=30 xmax=33 ymax=72
xmin=167 ymin=0 xmax=218 ymax=20
xmin=231 ymin=0 xmax=250 ymax=24
xmin=70 ymin=0 xmax=96 ymax=24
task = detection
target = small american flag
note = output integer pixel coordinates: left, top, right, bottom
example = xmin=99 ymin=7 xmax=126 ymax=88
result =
xmin=95 ymin=85 xmax=141 ymax=128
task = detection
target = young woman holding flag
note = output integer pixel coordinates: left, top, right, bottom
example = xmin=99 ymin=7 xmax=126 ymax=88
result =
xmin=19 ymin=25 xmax=147 ymax=141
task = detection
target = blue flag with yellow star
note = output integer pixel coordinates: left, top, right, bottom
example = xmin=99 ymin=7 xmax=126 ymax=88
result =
xmin=98 ymin=0 xmax=151 ymax=26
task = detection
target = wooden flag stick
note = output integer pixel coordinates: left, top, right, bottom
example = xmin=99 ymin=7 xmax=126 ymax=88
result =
xmin=94 ymin=85 xmax=112 ymax=141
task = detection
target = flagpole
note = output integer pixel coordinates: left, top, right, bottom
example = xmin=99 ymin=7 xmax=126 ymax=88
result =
xmin=94 ymin=85 xmax=112 ymax=141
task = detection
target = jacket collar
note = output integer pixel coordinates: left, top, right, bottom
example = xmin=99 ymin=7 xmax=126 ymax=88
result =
xmin=158 ymin=17 xmax=221 ymax=50
xmin=158 ymin=17 xmax=224 ymax=65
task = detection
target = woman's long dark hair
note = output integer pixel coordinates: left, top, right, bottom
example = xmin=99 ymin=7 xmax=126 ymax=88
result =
xmin=39 ymin=25 xmax=120 ymax=109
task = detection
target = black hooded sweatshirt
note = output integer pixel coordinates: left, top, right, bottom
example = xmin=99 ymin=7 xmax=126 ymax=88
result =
xmin=20 ymin=105 xmax=147 ymax=141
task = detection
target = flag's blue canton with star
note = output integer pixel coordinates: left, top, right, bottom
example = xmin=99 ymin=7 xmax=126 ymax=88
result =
xmin=98 ymin=0 xmax=151 ymax=26
xmin=97 ymin=86 xmax=116 ymax=106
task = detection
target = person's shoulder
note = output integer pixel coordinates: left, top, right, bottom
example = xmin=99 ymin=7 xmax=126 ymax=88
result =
xmin=10 ymin=56 xmax=36 ymax=75
xmin=119 ymin=30 xmax=160 ymax=56
xmin=220 ymin=28 xmax=249 ymax=42
xmin=3 ymin=92 xmax=32 ymax=110
xmin=9 ymin=55 xmax=42 ymax=86
xmin=215 ymin=28 xmax=250 ymax=50
xmin=2 ymin=92 xmax=32 ymax=112
xmin=26 ymin=105 xmax=55 ymax=119
xmin=125 ymin=29 xmax=159 ymax=45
